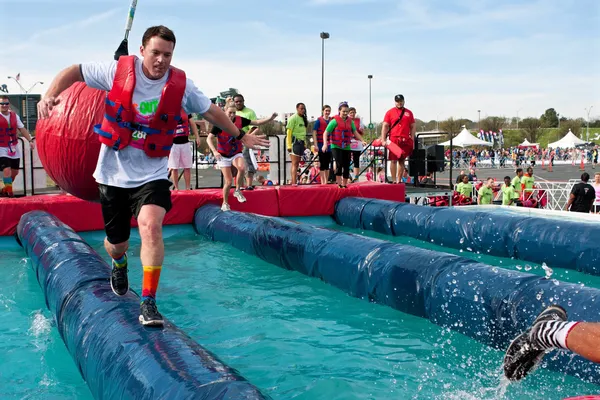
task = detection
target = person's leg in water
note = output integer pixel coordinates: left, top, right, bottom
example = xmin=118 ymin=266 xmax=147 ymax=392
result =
xmin=232 ymin=155 xmax=247 ymax=204
xmin=504 ymin=304 xmax=600 ymax=381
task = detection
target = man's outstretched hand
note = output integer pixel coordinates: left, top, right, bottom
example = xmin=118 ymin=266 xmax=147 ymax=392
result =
xmin=241 ymin=133 xmax=270 ymax=149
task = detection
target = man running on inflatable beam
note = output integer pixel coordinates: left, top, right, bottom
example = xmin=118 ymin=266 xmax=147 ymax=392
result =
xmin=37 ymin=25 xmax=269 ymax=327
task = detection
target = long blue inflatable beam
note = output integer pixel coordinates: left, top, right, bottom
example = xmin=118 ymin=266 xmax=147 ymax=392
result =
xmin=194 ymin=204 xmax=600 ymax=383
xmin=334 ymin=197 xmax=600 ymax=276
xmin=17 ymin=211 xmax=269 ymax=400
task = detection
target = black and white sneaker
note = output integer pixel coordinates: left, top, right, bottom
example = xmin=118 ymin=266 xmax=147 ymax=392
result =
xmin=139 ymin=298 xmax=164 ymax=326
xmin=503 ymin=305 xmax=567 ymax=381
xmin=110 ymin=263 xmax=129 ymax=296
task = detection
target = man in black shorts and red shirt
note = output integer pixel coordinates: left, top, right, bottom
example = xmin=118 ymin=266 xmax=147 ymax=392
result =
xmin=565 ymin=172 xmax=596 ymax=213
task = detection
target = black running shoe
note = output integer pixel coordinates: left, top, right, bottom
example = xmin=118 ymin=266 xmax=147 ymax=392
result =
xmin=139 ymin=298 xmax=164 ymax=326
xmin=110 ymin=263 xmax=129 ymax=296
xmin=503 ymin=305 xmax=567 ymax=381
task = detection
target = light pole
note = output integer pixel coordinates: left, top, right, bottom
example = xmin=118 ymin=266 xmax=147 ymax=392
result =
xmin=320 ymin=32 xmax=330 ymax=109
xmin=367 ymin=74 xmax=373 ymax=133
xmin=585 ymin=106 xmax=594 ymax=142
xmin=8 ymin=76 xmax=43 ymax=131
xmin=477 ymin=110 xmax=481 ymax=131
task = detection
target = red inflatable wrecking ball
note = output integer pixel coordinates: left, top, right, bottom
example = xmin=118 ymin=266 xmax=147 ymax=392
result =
xmin=36 ymin=82 xmax=105 ymax=201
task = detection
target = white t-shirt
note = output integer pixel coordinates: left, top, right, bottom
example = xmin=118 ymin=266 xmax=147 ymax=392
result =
xmin=0 ymin=111 xmax=25 ymax=159
xmin=81 ymin=57 xmax=211 ymax=188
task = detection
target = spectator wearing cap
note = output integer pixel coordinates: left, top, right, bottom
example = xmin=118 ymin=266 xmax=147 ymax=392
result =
xmin=380 ymin=94 xmax=416 ymax=183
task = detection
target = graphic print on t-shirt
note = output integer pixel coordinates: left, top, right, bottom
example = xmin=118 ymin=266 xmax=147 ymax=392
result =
xmin=130 ymin=99 xmax=160 ymax=144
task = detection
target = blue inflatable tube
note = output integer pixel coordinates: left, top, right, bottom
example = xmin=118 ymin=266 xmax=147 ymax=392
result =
xmin=17 ymin=211 xmax=268 ymax=400
xmin=334 ymin=197 xmax=600 ymax=276
xmin=194 ymin=204 xmax=600 ymax=383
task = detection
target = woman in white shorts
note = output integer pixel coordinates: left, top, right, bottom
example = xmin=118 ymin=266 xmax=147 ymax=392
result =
xmin=207 ymin=98 xmax=277 ymax=211
xmin=168 ymin=110 xmax=201 ymax=190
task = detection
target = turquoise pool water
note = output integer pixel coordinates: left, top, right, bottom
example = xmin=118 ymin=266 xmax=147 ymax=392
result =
xmin=3 ymin=224 xmax=599 ymax=399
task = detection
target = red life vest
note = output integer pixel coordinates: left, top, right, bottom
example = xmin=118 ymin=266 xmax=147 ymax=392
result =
xmin=174 ymin=110 xmax=190 ymax=138
xmin=352 ymin=117 xmax=363 ymax=134
xmin=217 ymin=116 xmax=244 ymax=157
xmin=0 ymin=111 xmax=19 ymax=148
xmin=315 ymin=116 xmax=330 ymax=148
xmin=331 ymin=115 xmax=353 ymax=148
xmin=93 ymin=55 xmax=187 ymax=158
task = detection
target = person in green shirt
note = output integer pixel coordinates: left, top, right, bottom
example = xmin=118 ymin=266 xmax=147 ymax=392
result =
xmin=234 ymin=94 xmax=258 ymax=189
xmin=456 ymin=175 xmax=473 ymax=198
xmin=478 ymin=177 xmax=494 ymax=205
xmin=511 ymin=168 xmax=524 ymax=199
xmin=501 ymin=176 xmax=517 ymax=206
xmin=521 ymin=167 xmax=535 ymax=201
xmin=286 ymin=102 xmax=308 ymax=186
xmin=322 ymin=102 xmax=363 ymax=187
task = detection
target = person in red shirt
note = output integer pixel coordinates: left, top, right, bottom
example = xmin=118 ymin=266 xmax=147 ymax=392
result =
xmin=380 ymin=94 xmax=416 ymax=183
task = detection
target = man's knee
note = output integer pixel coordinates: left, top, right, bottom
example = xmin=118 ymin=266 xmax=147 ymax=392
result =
xmin=137 ymin=207 xmax=164 ymax=241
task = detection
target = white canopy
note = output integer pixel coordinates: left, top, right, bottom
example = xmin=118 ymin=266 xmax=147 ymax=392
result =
xmin=439 ymin=127 xmax=493 ymax=147
xmin=519 ymin=139 xmax=539 ymax=148
xmin=548 ymin=129 xmax=586 ymax=148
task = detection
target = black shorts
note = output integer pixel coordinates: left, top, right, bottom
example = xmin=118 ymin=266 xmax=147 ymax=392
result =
xmin=99 ymin=179 xmax=172 ymax=244
xmin=292 ymin=139 xmax=305 ymax=156
xmin=317 ymin=150 xmax=331 ymax=171
xmin=0 ymin=157 xmax=19 ymax=171
xmin=351 ymin=150 xmax=361 ymax=169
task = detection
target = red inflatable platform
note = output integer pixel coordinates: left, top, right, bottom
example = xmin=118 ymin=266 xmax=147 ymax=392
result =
xmin=0 ymin=182 xmax=405 ymax=236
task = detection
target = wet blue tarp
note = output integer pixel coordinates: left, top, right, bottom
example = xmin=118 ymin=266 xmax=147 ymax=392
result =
xmin=194 ymin=204 xmax=600 ymax=383
xmin=17 ymin=211 xmax=268 ymax=400
xmin=334 ymin=197 xmax=600 ymax=276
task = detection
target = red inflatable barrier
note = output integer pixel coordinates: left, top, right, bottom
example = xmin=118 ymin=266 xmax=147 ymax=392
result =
xmin=277 ymin=182 xmax=405 ymax=217
xmin=36 ymin=82 xmax=105 ymax=201
xmin=0 ymin=183 xmax=403 ymax=235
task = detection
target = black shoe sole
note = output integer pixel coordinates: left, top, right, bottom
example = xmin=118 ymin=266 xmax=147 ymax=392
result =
xmin=139 ymin=315 xmax=164 ymax=326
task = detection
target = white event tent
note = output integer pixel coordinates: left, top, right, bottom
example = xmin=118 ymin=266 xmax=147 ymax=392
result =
xmin=548 ymin=129 xmax=586 ymax=148
xmin=439 ymin=126 xmax=493 ymax=147
xmin=518 ymin=139 xmax=539 ymax=148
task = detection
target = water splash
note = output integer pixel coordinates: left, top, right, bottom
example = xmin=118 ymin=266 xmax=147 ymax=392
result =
xmin=541 ymin=263 xmax=554 ymax=279
xmin=28 ymin=311 xmax=53 ymax=352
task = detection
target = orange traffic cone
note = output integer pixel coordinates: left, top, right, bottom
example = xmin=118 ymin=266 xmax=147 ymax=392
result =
xmin=580 ymin=155 xmax=585 ymax=171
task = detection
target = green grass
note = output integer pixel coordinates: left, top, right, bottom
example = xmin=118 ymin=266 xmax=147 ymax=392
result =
xmin=502 ymin=128 xmax=600 ymax=147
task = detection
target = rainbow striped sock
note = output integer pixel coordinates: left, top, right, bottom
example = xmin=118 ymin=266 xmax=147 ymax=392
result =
xmin=112 ymin=253 xmax=127 ymax=269
xmin=141 ymin=265 xmax=162 ymax=303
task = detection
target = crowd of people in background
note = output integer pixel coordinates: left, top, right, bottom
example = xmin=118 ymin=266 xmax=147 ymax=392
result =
xmin=449 ymin=145 xmax=599 ymax=169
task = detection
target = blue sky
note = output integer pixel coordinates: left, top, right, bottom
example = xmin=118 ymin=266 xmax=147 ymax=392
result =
xmin=2 ymin=0 xmax=599 ymax=124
